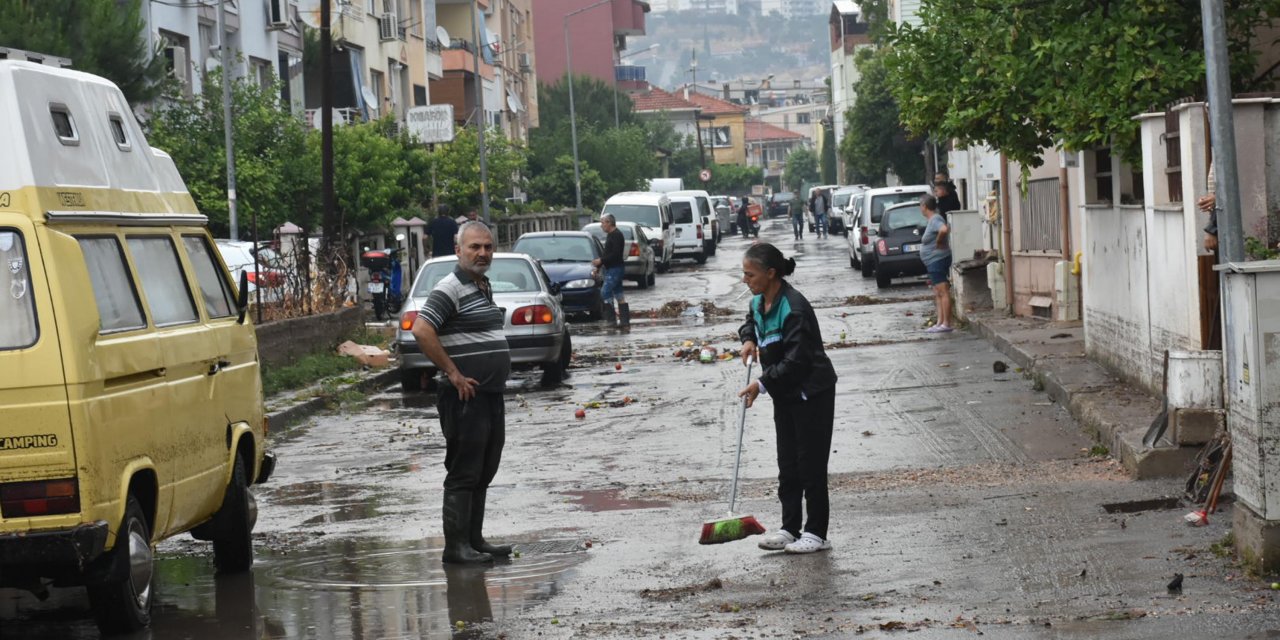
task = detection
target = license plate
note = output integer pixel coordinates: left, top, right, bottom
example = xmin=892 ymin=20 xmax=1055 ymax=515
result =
xmin=904 ymin=244 xmax=920 ymax=253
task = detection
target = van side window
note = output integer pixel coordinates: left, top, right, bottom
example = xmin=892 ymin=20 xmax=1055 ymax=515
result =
xmin=77 ymin=237 xmax=146 ymax=333
xmin=108 ymin=114 xmax=131 ymax=151
xmin=126 ymin=236 xmax=198 ymax=326
xmin=0 ymin=230 xmax=39 ymax=350
xmin=182 ymin=235 xmax=235 ymax=318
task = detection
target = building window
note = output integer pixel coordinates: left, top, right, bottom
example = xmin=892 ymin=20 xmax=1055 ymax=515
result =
xmin=796 ymin=112 xmax=810 ymax=125
xmin=701 ymin=126 xmax=730 ymax=148
xmin=1094 ymin=148 xmax=1113 ymax=203
xmin=370 ymin=69 xmax=385 ymax=115
xmin=250 ymin=56 xmax=273 ymax=89
xmin=159 ymin=30 xmax=191 ymax=96
xmin=413 ymin=84 xmax=427 ymax=106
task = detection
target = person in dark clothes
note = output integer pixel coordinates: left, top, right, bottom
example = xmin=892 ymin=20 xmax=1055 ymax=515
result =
xmin=591 ymin=213 xmax=629 ymax=327
xmin=934 ymin=181 xmax=960 ymax=216
xmin=737 ymin=197 xmax=753 ymax=239
xmin=737 ymin=243 xmax=839 ymax=554
xmin=411 ymin=222 xmax=513 ymax=564
xmin=426 ymin=204 xmax=460 ymax=258
xmin=934 ymin=170 xmax=962 ymax=213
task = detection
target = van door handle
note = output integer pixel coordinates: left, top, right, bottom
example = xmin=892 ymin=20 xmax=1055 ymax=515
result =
xmin=208 ymin=359 xmax=231 ymax=376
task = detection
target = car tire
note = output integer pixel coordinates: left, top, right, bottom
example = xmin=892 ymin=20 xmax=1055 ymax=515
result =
xmin=212 ymin=454 xmax=255 ymax=573
xmin=540 ymin=332 xmax=571 ymax=387
xmin=705 ymin=241 xmax=717 ymax=257
xmin=656 ymin=259 xmax=669 ymax=274
xmin=88 ymin=495 xmax=153 ymax=634
xmin=400 ymin=368 xmax=423 ymax=393
xmin=876 ymin=268 xmax=891 ymax=289
xmin=637 ymin=272 xmax=649 ymax=289
xmin=647 ymin=272 xmax=656 ymax=287
xmin=695 ymin=253 xmax=707 ymax=265
xmin=861 ymin=255 xmax=875 ymax=278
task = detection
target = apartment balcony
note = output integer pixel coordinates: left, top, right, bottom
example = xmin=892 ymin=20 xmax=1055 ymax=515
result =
xmin=442 ymin=40 xmax=494 ymax=80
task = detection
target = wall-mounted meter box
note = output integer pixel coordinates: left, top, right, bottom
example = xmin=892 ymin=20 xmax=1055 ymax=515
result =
xmin=1222 ymin=260 xmax=1280 ymax=519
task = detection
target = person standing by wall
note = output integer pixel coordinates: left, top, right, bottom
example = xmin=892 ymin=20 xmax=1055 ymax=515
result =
xmin=426 ymin=204 xmax=460 ymax=259
xmin=935 ymin=170 xmax=962 ymax=212
xmin=737 ymin=244 xmax=838 ymax=554
xmin=592 ymin=213 xmax=629 ymax=327
xmin=411 ymin=222 xmax=514 ymax=564
xmin=919 ymin=195 xmax=954 ymax=333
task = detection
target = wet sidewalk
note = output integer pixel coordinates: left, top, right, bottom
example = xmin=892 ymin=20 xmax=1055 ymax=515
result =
xmin=966 ymin=312 xmax=1196 ymax=479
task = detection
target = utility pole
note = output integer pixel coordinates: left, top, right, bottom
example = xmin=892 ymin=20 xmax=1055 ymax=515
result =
xmin=1201 ymin=0 xmax=1243 ymax=263
xmin=218 ymin=0 xmax=239 ymax=240
xmin=321 ymin=0 xmax=337 ymax=262
xmin=472 ymin=0 xmax=491 ymax=224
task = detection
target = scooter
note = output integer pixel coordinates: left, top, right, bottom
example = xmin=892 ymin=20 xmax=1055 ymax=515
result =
xmin=747 ymin=211 xmax=761 ymax=238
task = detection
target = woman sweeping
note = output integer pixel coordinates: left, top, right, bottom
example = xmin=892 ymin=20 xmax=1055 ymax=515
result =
xmin=738 ymin=244 xmax=838 ymax=554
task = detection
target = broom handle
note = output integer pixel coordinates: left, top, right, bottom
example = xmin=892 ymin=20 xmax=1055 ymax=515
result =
xmin=728 ymin=357 xmax=754 ymax=514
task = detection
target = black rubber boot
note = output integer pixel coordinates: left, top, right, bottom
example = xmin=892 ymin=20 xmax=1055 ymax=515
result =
xmin=618 ymin=303 xmax=631 ymax=328
xmin=470 ymin=490 xmax=513 ymax=557
xmin=442 ymin=491 xmax=492 ymax=564
xmin=602 ymin=302 xmax=617 ymax=325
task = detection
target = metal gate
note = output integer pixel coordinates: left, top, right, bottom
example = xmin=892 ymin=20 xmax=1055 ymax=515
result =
xmin=1019 ymin=177 xmax=1061 ymax=252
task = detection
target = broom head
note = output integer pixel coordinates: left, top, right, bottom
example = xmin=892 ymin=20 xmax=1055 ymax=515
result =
xmin=699 ymin=514 xmax=767 ymax=545
xmin=1184 ymin=510 xmax=1209 ymax=526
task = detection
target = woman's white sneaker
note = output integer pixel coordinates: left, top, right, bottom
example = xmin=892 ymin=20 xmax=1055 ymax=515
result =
xmin=757 ymin=530 xmax=797 ymax=551
xmin=783 ymin=532 xmax=831 ymax=554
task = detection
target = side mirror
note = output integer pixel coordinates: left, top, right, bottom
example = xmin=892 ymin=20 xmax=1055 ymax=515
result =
xmin=662 ymin=222 xmax=671 ymax=230
xmin=236 ymin=270 xmax=250 ymax=324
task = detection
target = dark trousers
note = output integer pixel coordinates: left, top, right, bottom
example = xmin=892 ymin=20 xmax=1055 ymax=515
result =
xmin=438 ymin=387 xmax=506 ymax=492
xmin=773 ymin=389 xmax=835 ymax=539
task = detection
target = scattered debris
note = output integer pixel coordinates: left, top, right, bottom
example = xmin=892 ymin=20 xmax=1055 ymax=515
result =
xmin=640 ymin=578 xmax=724 ymax=601
xmin=337 ymin=340 xmax=391 ymax=368
xmin=993 ymin=360 xmax=1008 ymax=374
xmin=653 ymin=300 xmax=736 ymax=319
xmin=1167 ymin=573 xmax=1183 ymax=593
xmin=574 ymin=408 xmax=586 ymax=420
xmin=1050 ymin=333 xmax=1073 ymax=339
xmin=861 ymin=430 xmax=874 ymax=437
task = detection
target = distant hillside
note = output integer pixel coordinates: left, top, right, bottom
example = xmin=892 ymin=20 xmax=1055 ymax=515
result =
xmin=626 ymin=10 xmax=831 ymax=91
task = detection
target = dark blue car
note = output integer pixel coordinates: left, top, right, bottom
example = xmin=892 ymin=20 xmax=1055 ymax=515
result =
xmin=512 ymin=231 xmax=605 ymax=320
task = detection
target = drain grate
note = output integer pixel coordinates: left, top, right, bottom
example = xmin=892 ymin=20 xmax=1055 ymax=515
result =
xmin=516 ymin=538 xmax=589 ymax=554
xmin=1101 ymin=497 xmax=1182 ymax=514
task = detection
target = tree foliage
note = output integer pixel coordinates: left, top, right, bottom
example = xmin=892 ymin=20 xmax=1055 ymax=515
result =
xmin=840 ymin=47 xmax=924 ymax=187
xmin=884 ymin=0 xmax=1280 ymax=168
xmin=783 ymin=148 xmax=819 ymax=192
xmin=431 ymin=126 xmax=527 ymax=214
xmin=0 ymin=0 xmax=168 ymax=103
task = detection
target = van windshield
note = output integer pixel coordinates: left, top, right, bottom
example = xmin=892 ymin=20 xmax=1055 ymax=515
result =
xmin=0 ymin=230 xmax=38 ymax=350
xmin=604 ymin=204 xmax=661 ymax=229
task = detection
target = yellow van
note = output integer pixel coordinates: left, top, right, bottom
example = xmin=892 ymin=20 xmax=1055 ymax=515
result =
xmin=0 ymin=61 xmax=273 ymax=633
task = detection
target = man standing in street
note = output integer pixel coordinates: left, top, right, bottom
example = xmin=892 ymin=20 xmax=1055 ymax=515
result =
xmin=411 ymin=222 xmax=513 ymax=564
xmin=426 ymin=204 xmax=459 ymax=259
xmin=592 ymin=213 xmax=629 ymax=327
xmin=919 ymin=195 xmax=954 ymax=334
xmin=791 ymin=193 xmax=805 ymax=240
xmin=809 ymin=188 xmax=830 ymax=239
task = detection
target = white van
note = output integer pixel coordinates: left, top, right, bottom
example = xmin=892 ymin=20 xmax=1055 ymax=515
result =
xmin=848 ymin=184 xmax=932 ymax=276
xmin=646 ymin=178 xmax=685 ymax=193
xmin=601 ymin=191 xmax=674 ymax=272
xmin=665 ymin=193 xmax=707 ymax=265
xmin=668 ymin=189 xmax=720 ymax=253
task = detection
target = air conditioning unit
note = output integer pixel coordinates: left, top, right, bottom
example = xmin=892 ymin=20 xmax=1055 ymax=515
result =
xmin=518 ymin=52 xmax=531 ymax=72
xmin=268 ymin=0 xmax=288 ymax=29
xmin=379 ymin=13 xmax=398 ymax=41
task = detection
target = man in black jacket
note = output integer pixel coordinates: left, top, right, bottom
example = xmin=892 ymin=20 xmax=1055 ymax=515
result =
xmin=934 ymin=171 xmax=962 ymax=214
xmin=592 ymin=213 xmax=629 ymax=327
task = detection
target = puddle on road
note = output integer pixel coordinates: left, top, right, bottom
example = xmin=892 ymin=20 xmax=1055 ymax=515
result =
xmin=3 ymin=536 xmax=588 ymax=640
xmin=563 ymin=488 xmax=671 ymax=512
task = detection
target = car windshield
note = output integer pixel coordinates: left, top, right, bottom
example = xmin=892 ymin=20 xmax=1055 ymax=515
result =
xmin=871 ymin=192 xmax=926 ymax=223
xmin=412 ymin=258 xmax=541 ymax=296
xmin=884 ymin=207 xmax=927 ymax=231
xmin=583 ymin=224 xmax=636 ymax=242
xmin=833 ymin=191 xmax=854 ymax=208
xmin=670 ymin=201 xmax=695 ymax=224
xmin=0 ymin=230 xmax=38 ymax=350
xmin=773 ymin=192 xmax=795 ymax=202
xmin=604 ymin=204 xmax=660 ymax=228
xmin=513 ymin=236 xmax=597 ymax=263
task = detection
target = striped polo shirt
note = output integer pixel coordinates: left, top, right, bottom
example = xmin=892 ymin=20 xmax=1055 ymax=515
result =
xmin=417 ymin=267 xmax=511 ymax=392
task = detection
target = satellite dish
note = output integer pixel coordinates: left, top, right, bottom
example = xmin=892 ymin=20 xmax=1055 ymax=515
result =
xmin=435 ymin=25 xmax=451 ymax=47
xmin=361 ymin=86 xmax=379 ymax=112
xmin=298 ymin=0 xmax=323 ymax=29
xmin=506 ymin=94 xmax=521 ymax=113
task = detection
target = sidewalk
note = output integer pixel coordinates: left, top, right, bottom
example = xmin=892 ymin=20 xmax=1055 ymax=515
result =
xmin=966 ymin=312 xmax=1197 ymax=479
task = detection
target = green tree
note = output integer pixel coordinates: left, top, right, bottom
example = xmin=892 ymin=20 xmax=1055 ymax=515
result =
xmin=527 ymin=155 xmax=607 ymax=210
xmin=884 ymin=0 xmax=1280 ymax=168
xmin=432 ymin=126 xmax=527 ymax=215
xmin=840 ymin=47 xmax=924 ymax=187
xmin=820 ymin=124 xmax=837 ymax=185
xmin=537 ymin=75 xmax=635 ymax=131
xmin=783 ymin=148 xmax=819 ymax=192
xmin=0 ymin=0 xmax=168 ymax=103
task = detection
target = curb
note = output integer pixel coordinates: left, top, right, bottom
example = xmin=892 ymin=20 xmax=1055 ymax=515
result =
xmin=967 ymin=315 xmax=1195 ymax=479
xmin=267 ymin=367 xmax=401 ymax=432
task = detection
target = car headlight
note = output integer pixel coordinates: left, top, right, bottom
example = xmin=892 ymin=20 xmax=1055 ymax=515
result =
xmin=565 ymin=279 xmax=596 ymax=289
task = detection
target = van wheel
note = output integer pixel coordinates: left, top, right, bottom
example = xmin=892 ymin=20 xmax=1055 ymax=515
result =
xmin=695 ymin=253 xmax=707 ymax=265
xmin=705 ymin=242 xmax=717 ymax=257
xmin=212 ymin=455 xmax=255 ymax=573
xmin=88 ymin=495 xmax=153 ymax=634
xmin=860 ymin=256 xmax=875 ymax=278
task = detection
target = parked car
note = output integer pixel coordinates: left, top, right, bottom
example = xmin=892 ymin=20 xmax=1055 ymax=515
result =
xmin=395 ymin=254 xmax=572 ymax=390
xmin=666 ymin=193 xmax=708 ymax=265
xmin=216 ymin=239 xmax=286 ymax=301
xmin=582 ymin=221 xmax=656 ymax=288
xmin=670 ymin=189 xmax=719 ymax=253
xmin=710 ymin=195 xmax=734 ymax=235
xmin=849 ymin=184 xmax=932 ymax=277
xmin=602 ymin=191 xmax=674 ymax=273
xmin=829 ymin=185 xmax=868 ymax=235
xmin=0 ymin=60 xmax=272 ymax=635
xmin=512 ymin=231 xmax=605 ymax=319
xmin=768 ymin=190 xmax=798 ymax=218
xmin=872 ymin=201 xmax=930 ymax=289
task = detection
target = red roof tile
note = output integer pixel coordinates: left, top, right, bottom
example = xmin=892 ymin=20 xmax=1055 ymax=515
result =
xmin=631 ymin=86 xmax=699 ymax=113
xmin=683 ymin=90 xmax=749 ymax=116
xmin=744 ymin=118 xmax=807 ymax=142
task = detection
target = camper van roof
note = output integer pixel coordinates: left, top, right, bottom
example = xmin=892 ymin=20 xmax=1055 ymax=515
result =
xmin=0 ymin=61 xmax=199 ymax=220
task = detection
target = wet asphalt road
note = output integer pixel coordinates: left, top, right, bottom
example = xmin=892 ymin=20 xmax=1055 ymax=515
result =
xmin=5 ymin=218 xmax=1280 ymax=639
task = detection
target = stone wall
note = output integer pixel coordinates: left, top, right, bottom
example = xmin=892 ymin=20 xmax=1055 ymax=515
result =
xmin=255 ymin=306 xmax=364 ymax=370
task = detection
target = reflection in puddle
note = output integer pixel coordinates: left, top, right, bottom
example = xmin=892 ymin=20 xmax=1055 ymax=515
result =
xmin=563 ymin=488 xmax=671 ymax=512
xmin=2 ymin=537 xmax=587 ymax=640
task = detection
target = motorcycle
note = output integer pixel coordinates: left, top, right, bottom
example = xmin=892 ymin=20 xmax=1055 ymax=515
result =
xmin=747 ymin=210 xmax=761 ymax=238
xmin=359 ymin=246 xmax=405 ymax=321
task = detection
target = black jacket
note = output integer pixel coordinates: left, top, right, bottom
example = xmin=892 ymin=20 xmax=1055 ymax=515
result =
xmin=602 ymin=228 xmax=625 ymax=268
xmin=738 ymin=281 xmax=838 ymax=404
xmin=937 ymin=181 xmax=961 ymax=214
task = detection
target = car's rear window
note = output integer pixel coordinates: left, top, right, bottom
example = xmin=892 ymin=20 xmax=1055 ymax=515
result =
xmin=0 ymin=230 xmax=38 ymax=350
xmin=871 ymin=191 xmax=927 ymax=223
xmin=885 ymin=207 xmax=927 ymax=231
xmin=412 ymin=258 xmax=541 ymax=296
xmin=670 ymin=201 xmax=695 ymax=224
xmin=514 ymin=236 xmax=597 ymax=263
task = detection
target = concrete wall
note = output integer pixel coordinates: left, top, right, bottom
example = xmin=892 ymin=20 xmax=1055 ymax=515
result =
xmin=1082 ymin=204 xmax=1158 ymax=391
xmin=256 ymin=306 xmax=364 ymax=370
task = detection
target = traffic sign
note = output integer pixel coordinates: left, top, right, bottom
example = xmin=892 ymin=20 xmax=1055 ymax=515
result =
xmin=699 ymin=169 xmax=712 ymax=183
xmin=406 ymin=105 xmax=455 ymax=144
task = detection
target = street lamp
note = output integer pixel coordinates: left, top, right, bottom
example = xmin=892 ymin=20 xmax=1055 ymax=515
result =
xmin=564 ymin=0 xmax=614 ymax=218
